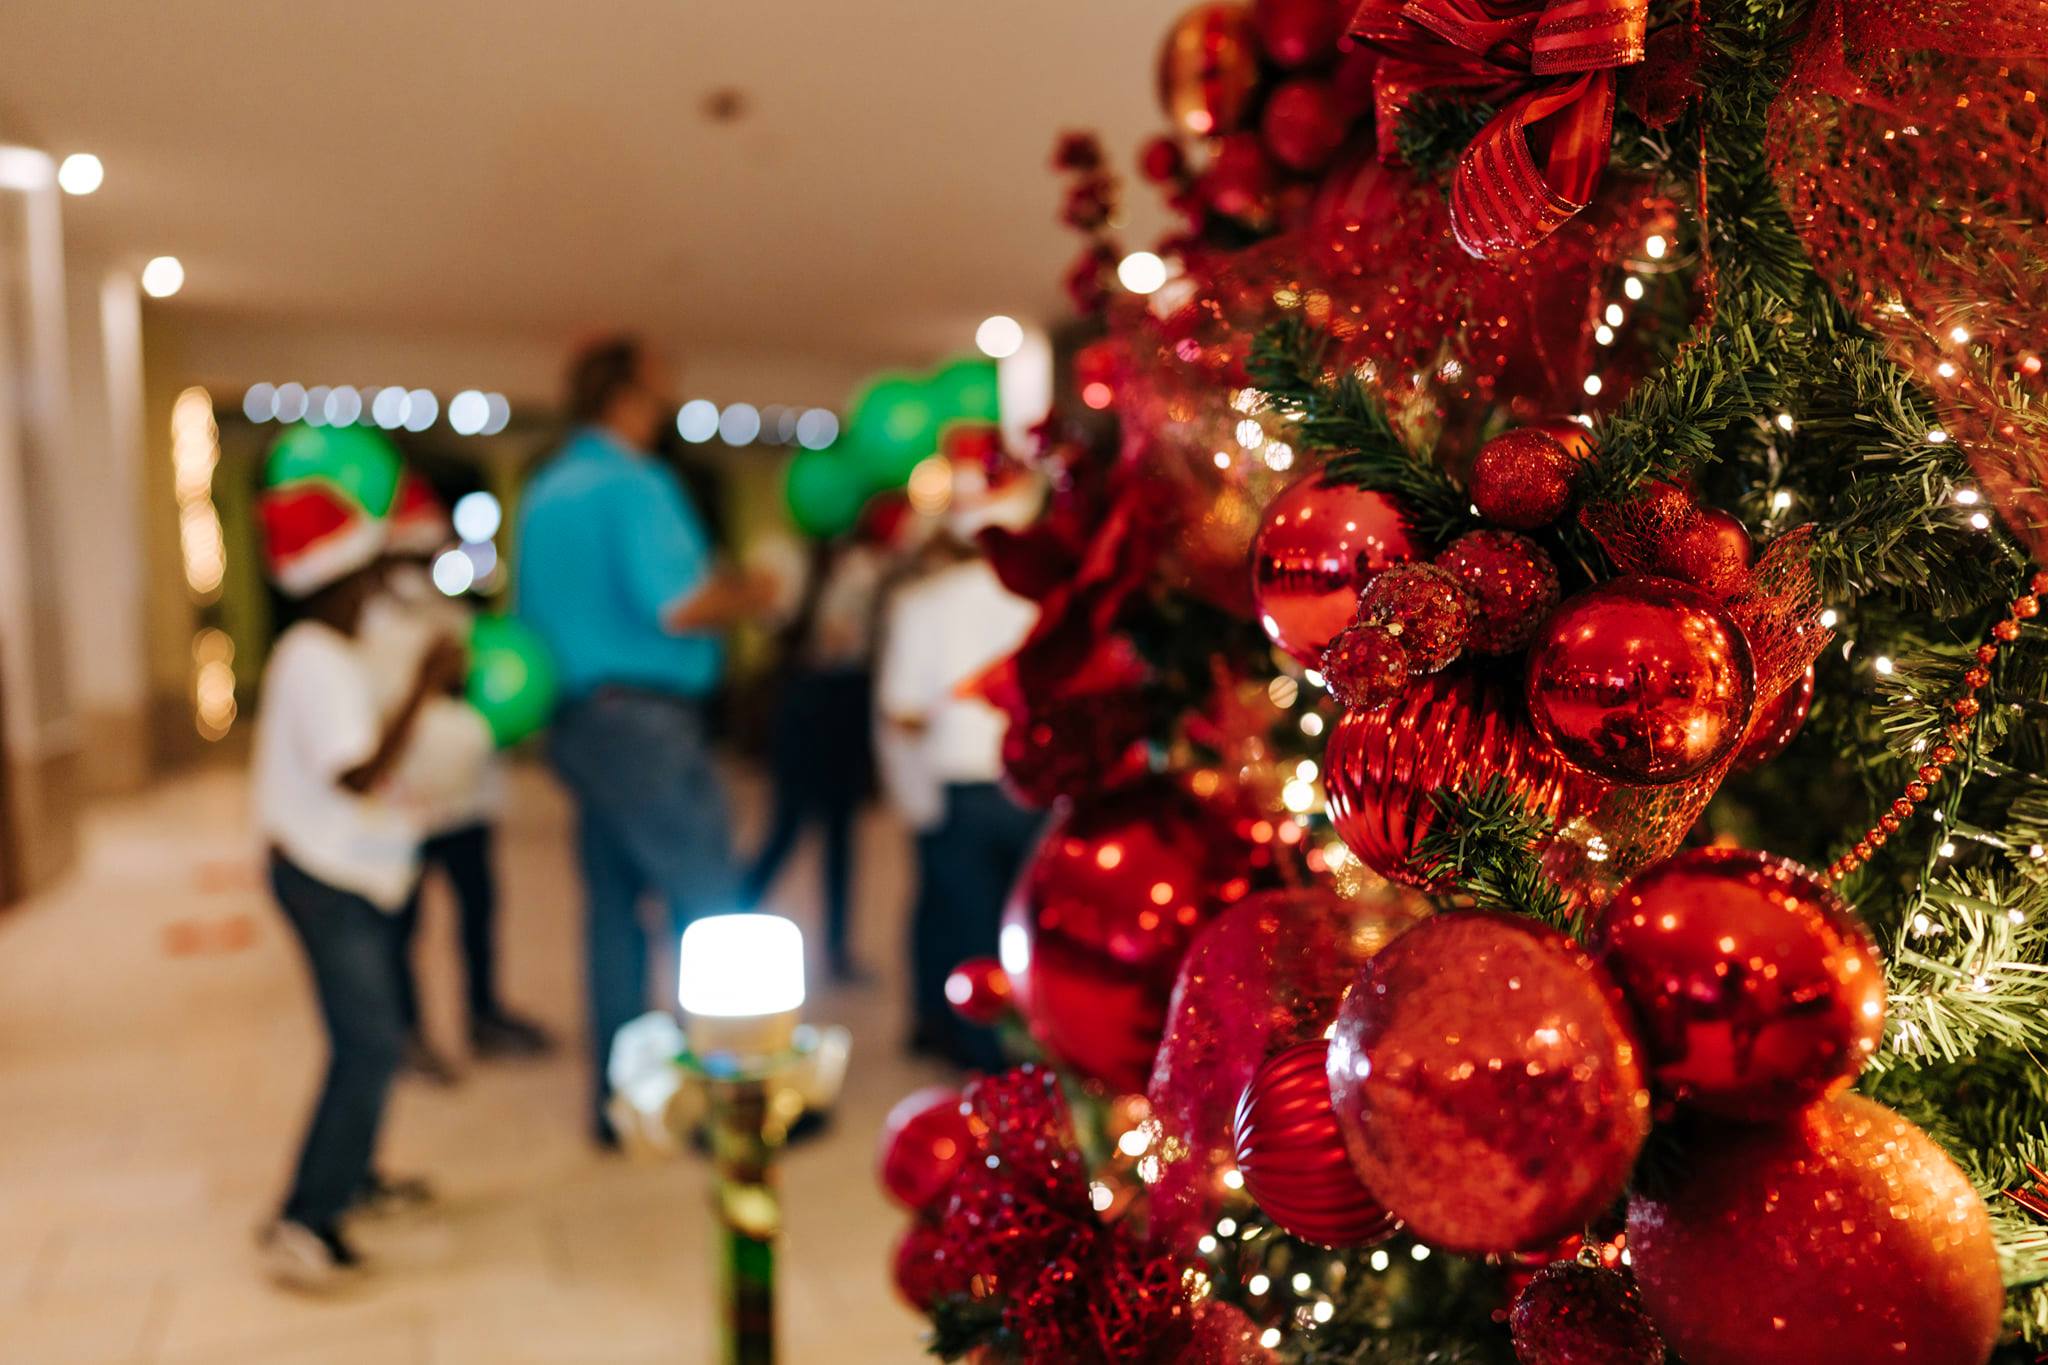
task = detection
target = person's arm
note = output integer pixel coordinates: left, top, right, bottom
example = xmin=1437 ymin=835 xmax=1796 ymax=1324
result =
xmin=618 ymin=465 xmax=772 ymax=635
xmin=661 ymin=567 xmax=774 ymax=633
xmin=340 ymin=636 xmax=465 ymax=793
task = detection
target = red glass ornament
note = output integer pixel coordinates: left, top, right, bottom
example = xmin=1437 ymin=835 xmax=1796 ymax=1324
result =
xmin=1323 ymin=668 xmax=1606 ymax=887
xmin=1252 ymin=0 xmax=1346 ymax=66
xmin=893 ymin=1218 xmax=972 ymax=1309
xmin=1147 ymin=883 xmax=1425 ymax=1243
xmin=1327 ymin=912 xmax=1651 ymax=1254
xmin=878 ymin=1087 xmax=974 ymax=1212
xmin=945 ymin=956 xmax=1015 ymax=1026
xmin=1157 ymin=3 xmax=1261 ymax=137
xmin=1260 ymin=78 xmax=1350 ymax=173
xmin=1628 ymin=1094 xmax=2004 ymax=1365
xmin=1139 ymin=134 xmax=1187 ymax=184
xmin=1435 ymin=529 xmax=1560 ymax=655
xmin=1656 ymin=507 xmax=1753 ymax=598
xmin=1320 ymin=621 xmax=1409 ymax=710
xmin=1471 ymin=427 xmax=1582 ymax=529
xmin=1357 ymin=562 xmax=1471 ymax=672
xmin=1234 ymin=1039 xmax=1400 ymax=1247
xmin=1199 ymin=132 xmax=1280 ymax=224
xmin=1251 ymin=476 xmax=1427 ymax=666
xmin=1509 ymin=1260 xmax=1666 ymax=1365
xmin=1593 ymin=847 xmax=1885 ymax=1120
xmin=1730 ymin=662 xmax=1813 ymax=771
xmin=1525 ymin=576 xmax=1756 ymax=785
xmin=1001 ymin=779 xmax=1261 ymax=1092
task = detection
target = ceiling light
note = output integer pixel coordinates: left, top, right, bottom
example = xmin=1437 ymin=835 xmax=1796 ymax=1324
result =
xmin=402 ymin=388 xmax=437 ymax=432
xmin=140 ymin=256 xmax=185 ymax=298
xmin=242 ymin=383 xmax=276 ymax=423
xmin=452 ymin=491 xmax=502 ymax=543
xmin=481 ymin=392 xmax=511 ymax=435
xmin=274 ymin=382 xmax=308 ymax=423
xmin=976 ymin=314 xmax=1025 ymax=359
xmin=448 ymin=389 xmax=490 ymax=436
xmin=323 ymin=386 xmax=362 ymax=426
xmin=1117 ymin=252 xmax=1169 ymax=295
xmin=370 ymin=386 xmax=408 ymax=429
xmin=719 ymin=403 xmax=761 ymax=445
xmin=795 ymin=408 xmax=838 ymax=449
xmin=56 ymin=153 xmax=103 ymax=196
xmin=676 ymin=399 xmax=719 ymax=443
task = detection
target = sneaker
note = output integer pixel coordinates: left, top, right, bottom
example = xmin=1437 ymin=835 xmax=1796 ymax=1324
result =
xmin=402 ymin=1037 xmax=462 ymax=1087
xmin=352 ymin=1172 xmax=435 ymax=1218
xmin=259 ymin=1219 xmax=360 ymax=1292
xmin=470 ymin=1010 xmax=555 ymax=1059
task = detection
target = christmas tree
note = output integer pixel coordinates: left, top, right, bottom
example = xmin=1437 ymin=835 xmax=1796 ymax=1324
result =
xmin=879 ymin=0 xmax=2048 ymax=1360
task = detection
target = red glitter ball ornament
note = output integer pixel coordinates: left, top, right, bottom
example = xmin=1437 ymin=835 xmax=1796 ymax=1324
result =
xmin=1251 ymin=476 xmax=1428 ymax=666
xmin=1199 ymin=132 xmax=1280 ymax=224
xmin=1001 ymin=779 xmax=1261 ymax=1093
xmin=893 ymin=1219 xmax=973 ymax=1309
xmin=1326 ymin=912 xmax=1651 ymax=1254
xmin=1628 ymin=1093 xmax=2005 ymax=1365
xmin=1593 ymin=847 xmax=1885 ymax=1120
xmin=1157 ymin=3 xmax=1261 ymax=137
xmin=1435 ymin=530 xmax=1560 ymax=654
xmin=1731 ymin=662 xmax=1814 ymax=770
xmin=1471 ymin=427 xmax=1584 ymax=530
xmin=1320 ymin=622 xmax=1410 ymax=710
xmin=1656 ymin=507 xmax=1753 ymax=598
xmin=1260 ymin=78 xmax=1350 ymax=174
xmin=1357 ymin=562 xmax=1472 ymax=672
xmin=1323 ymin=668 xmax=1607 ymax=887
xmin=945 ymin=956 xmax=1015 ymax=1027
xmin=1509 ymin=1260 xmax=1666 ymax=1365
xmin=878 ymin=1087 xmax=974 ymax=1212
xmin=1252 ymin=0 xmax=1347 ymax=66
xmin=1233 ymin=1039 xmax=1400 ymax=1248
xmin=1525 ymin=575 xmax=1756 ymax=785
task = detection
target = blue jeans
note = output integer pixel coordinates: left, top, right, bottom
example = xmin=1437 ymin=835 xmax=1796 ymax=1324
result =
xmin=549 ymin=689 xmax=736 ymax=1134
xmin=269 ymin=851 xmax=409 ymax=1231
xmin=912 ymin=782 xmax=1042 ymax=1070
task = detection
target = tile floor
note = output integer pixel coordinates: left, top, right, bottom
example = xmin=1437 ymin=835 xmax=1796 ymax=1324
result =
xmin=0 ymin=763 xmax=947 ymax=1363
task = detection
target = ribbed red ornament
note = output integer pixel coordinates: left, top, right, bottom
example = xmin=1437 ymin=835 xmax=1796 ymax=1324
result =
xmin=1233 ymin=1040 xmax=1399 ymax=1248
xmin=1323 ymin=668 xmax=1607 ymax=887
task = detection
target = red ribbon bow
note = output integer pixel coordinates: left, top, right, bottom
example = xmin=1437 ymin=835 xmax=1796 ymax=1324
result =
xmin=1350 ymin=0 xmax=1648 ymax=258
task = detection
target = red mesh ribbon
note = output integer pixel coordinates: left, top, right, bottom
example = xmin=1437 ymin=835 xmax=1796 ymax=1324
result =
xmin=1351 ymin=0 xmax=1648 ymax=258
xmin=1767 ymin=0 xmax=2048 ymax=559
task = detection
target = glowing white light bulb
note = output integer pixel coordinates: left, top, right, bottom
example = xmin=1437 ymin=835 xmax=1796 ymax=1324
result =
xmin=1117 ymin=251 xmax=1169 ymax=295
xmin=677 ymin=398 xmax=720 ymax=443
xmin=975 ymin=314 xmax=1025 ymax=359
xmin=57 ymin=153 xmax=104 ymax=195
xmin=140 ymin=255 xmax=185 ymax=298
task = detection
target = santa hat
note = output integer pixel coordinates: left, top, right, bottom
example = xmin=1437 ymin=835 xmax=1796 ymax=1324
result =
xmin=387 ymin=471 xmax=451 ymax=555
xmin=261 ymin=480 xmax=386 ymax=598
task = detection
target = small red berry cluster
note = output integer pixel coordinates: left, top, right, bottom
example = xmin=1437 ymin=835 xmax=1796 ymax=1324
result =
xmin=1320 ymin=529 xmax=1560 ymax=709
xmin=1822 ymin=570 xmax=2046 ymax=884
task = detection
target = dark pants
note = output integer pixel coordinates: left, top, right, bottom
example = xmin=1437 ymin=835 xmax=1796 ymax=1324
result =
xmin=740 ymin=668 xmax=871 ymax=969
xmin=270 ymin=850 xmax=409 ymax=1231
xmin=548 ymin=689 xmax=736 ymax=1133
xmin=393 ymin=821 xmax=504 ymax=1034
xmin=912 ymin=782 xmax=1041 ymax=1071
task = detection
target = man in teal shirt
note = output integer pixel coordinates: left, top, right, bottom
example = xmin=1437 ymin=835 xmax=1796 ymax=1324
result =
xmin=518 ymin=336 xmax=764 ymax=1144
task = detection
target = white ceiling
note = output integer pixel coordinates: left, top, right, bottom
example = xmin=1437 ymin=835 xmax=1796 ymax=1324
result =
xmin=0 ymin=1 xmax=1184 ymax=396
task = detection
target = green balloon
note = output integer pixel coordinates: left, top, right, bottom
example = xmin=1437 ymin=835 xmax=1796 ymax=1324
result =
xmin=785 ymin=447 xmax=866 ymax=538
xmin=846 ymin=376 xmax=942 ymax=488
xmin=264 ymin=423 xmax=404 ymax=517
xmin=930 ymin=356 xmax=1001 ymax=424
xmin=466 ymin=615 xmax=558 ymax=747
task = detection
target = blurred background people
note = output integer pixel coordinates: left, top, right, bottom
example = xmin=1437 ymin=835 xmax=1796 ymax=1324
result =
xmin=516 ymin=335 xmax=769 ymax=1145
xmin=738 ymin=505 xmax=899 ymax=981
xmin=876 ymin=461 xmax=1041 ymax=1070
xmin=252 ymin=481 xmax=465 ymax=1289
xmin=361 ymin=473 xmax=553 ymax=1082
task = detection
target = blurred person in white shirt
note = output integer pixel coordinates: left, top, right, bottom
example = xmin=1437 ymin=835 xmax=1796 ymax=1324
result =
xmin=876 ymin=459 xmax=1042 ymax=1068
xmin=359 ymin=474 xmax=554 ymax=1081
xmin=251 ymin=481 xmax=466 ymax=1290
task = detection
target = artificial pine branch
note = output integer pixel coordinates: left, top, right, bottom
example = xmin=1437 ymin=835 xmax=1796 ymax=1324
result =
xmin=1247 ymin=318 xmax=1475 ymax=543
xmin=1877 ymin=875 xmax=2048 ymax=1066
xmin=1413 ymin=779 xmax=1581 ymax=935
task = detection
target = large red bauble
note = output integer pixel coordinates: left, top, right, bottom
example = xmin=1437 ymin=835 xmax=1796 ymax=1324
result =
xmin=1000 ymin=780 xmax=1261 ymax=1092
xmin=1253 ymin=0 xmax=1346 ymax=66
xmin=1627 ymin=1093 xmax=2004 ymax=1365
xmin=1199 ymin=132 xmax=1279 ymax=223
xmin=1524 ymin=575 xmax=1756 ymax=785
xmin=1250 ymin=476 xmax=1427 ymax=666
xmin=1147 ymin=883 xmax=1425 ymax=1242
xmin=1158 ymin=4 xmax=1262 ymax=137
xmin=878 ymin=1087 xmax=973 ymax=1212
xmin=1593 ymin=847 xmax=1884 ymax=1120
xmin=1260 ymin=78 xmax=1350 ymax=173
xmin=1326 ymin=913 xmax=1650 ymax=1254
xmin=1323 ymin=668 xmax=1607 ymax=887
xmin=1234 ymin=1039 xmax=1400 ymax=1247
xmin=1731 ymin=662 xmax=1814 ymax=771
